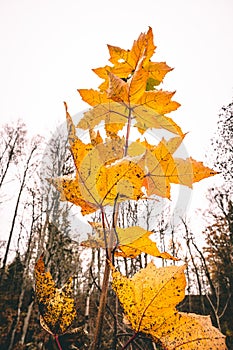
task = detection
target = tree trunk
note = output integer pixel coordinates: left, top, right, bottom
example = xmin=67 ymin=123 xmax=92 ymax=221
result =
xmin=20 ymin=300 xmax=34 ymax=345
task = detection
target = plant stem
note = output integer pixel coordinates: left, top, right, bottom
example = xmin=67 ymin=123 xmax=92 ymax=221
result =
xmin=54 ymin=335 xmax=63 ymax=350
xmin=91 ymin=198 xmax=119 ymax=349
xmin=124 ymin=108 xmax=132 ymax=157
xmin=90 ymin=258 xmax=111 ymax=350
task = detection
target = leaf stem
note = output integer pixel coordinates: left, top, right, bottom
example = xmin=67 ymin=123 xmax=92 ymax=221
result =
xmin=54 ymin=335 xmax=63 ymax=350
xmin=121 ymin=332 xmax=138 ymax=349
xmin=101 ymin=206 xmax=109 ymax=260
xmin=124 ymin=107 xmax=133 ymax=157
xmin=90 ymin=258 xmax=111 ymax=350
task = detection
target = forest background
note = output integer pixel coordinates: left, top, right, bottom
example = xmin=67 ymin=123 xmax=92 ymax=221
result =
xmin=0 ymin=0 xmax=233 ymax=349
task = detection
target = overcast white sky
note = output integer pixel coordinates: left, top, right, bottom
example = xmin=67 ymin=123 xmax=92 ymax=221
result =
xmin=0 ymin=0 xmax=233 ymax=233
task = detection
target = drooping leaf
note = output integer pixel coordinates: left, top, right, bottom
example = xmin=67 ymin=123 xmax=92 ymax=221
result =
xmin=65 ymin=105 xmax=94 ymax=168
xmin=111 ymin=262 xmax=227 ymax=349
xmin=47 ymin=176 xmax=99 ymax=215
xmin=50 ymin=109 xmax=146 ymax=212
xmin=35 ymin=255 xmax=76 ymax=335
xmin=81 ymin=224 xmax=178 ymax=260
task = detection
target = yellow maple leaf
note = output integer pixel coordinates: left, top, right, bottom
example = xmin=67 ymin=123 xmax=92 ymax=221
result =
xmin=77 ymin=27 xmax=181 ymax=137
xmin=133 ymin=104 xmax=183 ymax=136
xmin=142 ymin=153 xmax=218 ymax=196
xmin=100 ymin=27 xmax=171 ymax=89
xmin=77 ymin=101 xmax=129 ymax=137
xmin=96 ymin=159 xmax=145 ymax=204
xmin=107 ymin=27 xmax=155 ymax=78
xmin=115 ymin=226 xmax=179 ymax=260
xmin=111 ymin=262 xmax=227 ymax=349
xmin=34 ymin=255 xmax=76 ymax=335
xmin=77 ymin=98 xmax=183 ymax=138
xmin=96 ymin=67 xmax=179 ymax=120
xmin=172 ymin=157 xmax=219 ymax=187
xmin=50 ymin=114 xmax=145 ymax=212
xmin=107 ymin=57 xmax=149 ymax=106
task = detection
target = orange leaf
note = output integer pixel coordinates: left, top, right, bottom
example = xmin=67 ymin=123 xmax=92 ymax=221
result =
xmin=138 ymin=90 xmax=180 ymax=115
xmin=128 ymin=137 xmax=217 ymax=198
xmin=128 ymin=59 xmax=149 ymax=104
xmin=78 ymin=88 xmax=109 ymax=106
xmin=173 ymin=157 xmax=219 ymax=187
xmin=92 ymin=65 xmax=111 ymax=91
xmin=146 ymin=61 xmax=173 ymax=86
xmin=115 ymin=226 xmax=179 ymax=260
xmin=106 ymin=72 xmax=129 ymax=103
xmin=107 ymin=27 xmax=155 ymax=77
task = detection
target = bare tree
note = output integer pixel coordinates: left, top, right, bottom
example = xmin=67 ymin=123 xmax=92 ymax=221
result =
xmin=1 ymin=135 xmax=43 ymax=276
xmin=211 ymin=100 xmax=233 ymax=186
xmin=0 ymin=120 xmax=27 ymax=191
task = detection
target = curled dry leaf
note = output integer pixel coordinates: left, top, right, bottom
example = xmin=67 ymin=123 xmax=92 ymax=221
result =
xmin=34 ymin=255 xmax=76 ymax=335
